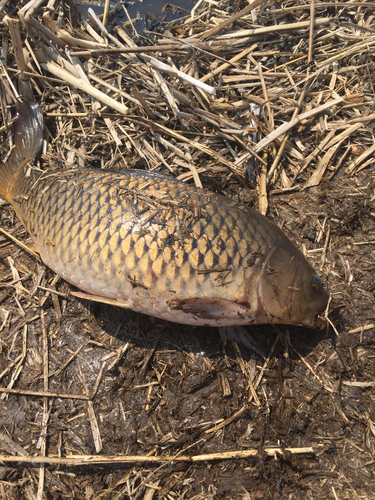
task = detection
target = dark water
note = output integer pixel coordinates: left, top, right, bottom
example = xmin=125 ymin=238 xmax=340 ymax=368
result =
xmin=79 ymin=0 xmax=197 ymax=34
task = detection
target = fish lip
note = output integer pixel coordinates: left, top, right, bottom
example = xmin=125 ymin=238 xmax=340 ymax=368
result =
xmin=303 ymin=315 xmax=327 ymax=331
xmin=315 ymin=315 xmax=328 ymax=331
xmin=301 ymin=313 xmax=328 ymax=331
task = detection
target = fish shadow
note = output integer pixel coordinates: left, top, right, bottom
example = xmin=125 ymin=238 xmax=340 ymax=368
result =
xmin=75 ymin=297 xmax=334 ymax=362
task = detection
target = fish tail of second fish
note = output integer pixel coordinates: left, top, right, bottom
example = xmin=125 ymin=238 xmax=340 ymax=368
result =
xmin=0 ymin=100 xmax=43 ymax=203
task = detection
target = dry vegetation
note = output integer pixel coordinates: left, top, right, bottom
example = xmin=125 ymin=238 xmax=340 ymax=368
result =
xmin=0 ymin=0 xmax=374 ymax=498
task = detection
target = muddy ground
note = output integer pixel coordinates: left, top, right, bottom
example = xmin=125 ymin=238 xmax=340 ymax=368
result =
xmin=0 ymin=164 xmax=374 ymax=499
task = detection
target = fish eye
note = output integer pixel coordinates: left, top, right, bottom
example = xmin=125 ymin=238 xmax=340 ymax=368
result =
xmin=311 ymin=275 xmax=322 ymax=291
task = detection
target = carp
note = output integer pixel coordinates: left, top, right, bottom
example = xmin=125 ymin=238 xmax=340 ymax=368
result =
xmin=0 ymin=101 xmax=328 ymax=343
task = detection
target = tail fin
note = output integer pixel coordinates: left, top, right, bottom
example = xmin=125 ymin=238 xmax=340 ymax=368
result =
xmin=0 ymin=101 xmax=43 ymax=202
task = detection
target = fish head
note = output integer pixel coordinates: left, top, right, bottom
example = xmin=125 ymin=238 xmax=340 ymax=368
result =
xmin=256 ymin=242 xmax=329 ymax=329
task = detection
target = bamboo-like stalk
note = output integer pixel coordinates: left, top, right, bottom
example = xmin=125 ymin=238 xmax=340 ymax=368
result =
xmin=102 ymin=0 xmax=111 ymax=29
xmin=0 ymin=387 xmax=91 ymax=400
xmin=199 ymin=0 xmax=265 ymax=40
xmin=146 ymin=56 xmax=216 ymax=95
xmin=7 ymin=19 xmax=33 ymax=100
xmin=317 ymin=35 xmax=375 ymax=69
xmin=0 ymin=227 xmax=40 ymax=259
xmin=345 ymin=143 xmax=375 ymax=175
xmin=0 ymin=446 xmax=319 ymax=465
xmin=216 ymin=18 xmax=331 ymax=40
xmin=255 ymin=98 xmax=343 ymax=152
xmin=38 ymin=60 xmax=129 ymax=114
xmin=200 ymin=44 xmax=258 ymax=83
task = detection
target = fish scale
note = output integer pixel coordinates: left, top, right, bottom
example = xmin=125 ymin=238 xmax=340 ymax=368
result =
xmin=13 ymin=169 xmax=269 ymax=316
xmin=0 ymin=101 xmax=329 ymax=332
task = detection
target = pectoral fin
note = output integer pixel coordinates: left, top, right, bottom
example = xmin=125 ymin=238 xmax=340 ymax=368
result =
xmin=71 ymin=291 xmax=131 ymax=309
xmin=219 ymin=326 xmax=265 ymax=359
xmin=168 ymin=297 xmax=249 ymax=320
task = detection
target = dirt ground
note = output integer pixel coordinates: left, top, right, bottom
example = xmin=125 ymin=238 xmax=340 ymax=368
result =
xmin=0 ymin=0 xmax=375 ymax=498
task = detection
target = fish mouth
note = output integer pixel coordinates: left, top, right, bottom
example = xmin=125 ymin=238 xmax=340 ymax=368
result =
xmin=315 ymin=315 xmax=328 ymax=331
xmin=302 ymin=314 xmax=328 ymax=331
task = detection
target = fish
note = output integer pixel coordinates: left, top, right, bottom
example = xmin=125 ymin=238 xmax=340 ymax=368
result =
xmin=0 ymin=101 xmax=328 ymax=341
